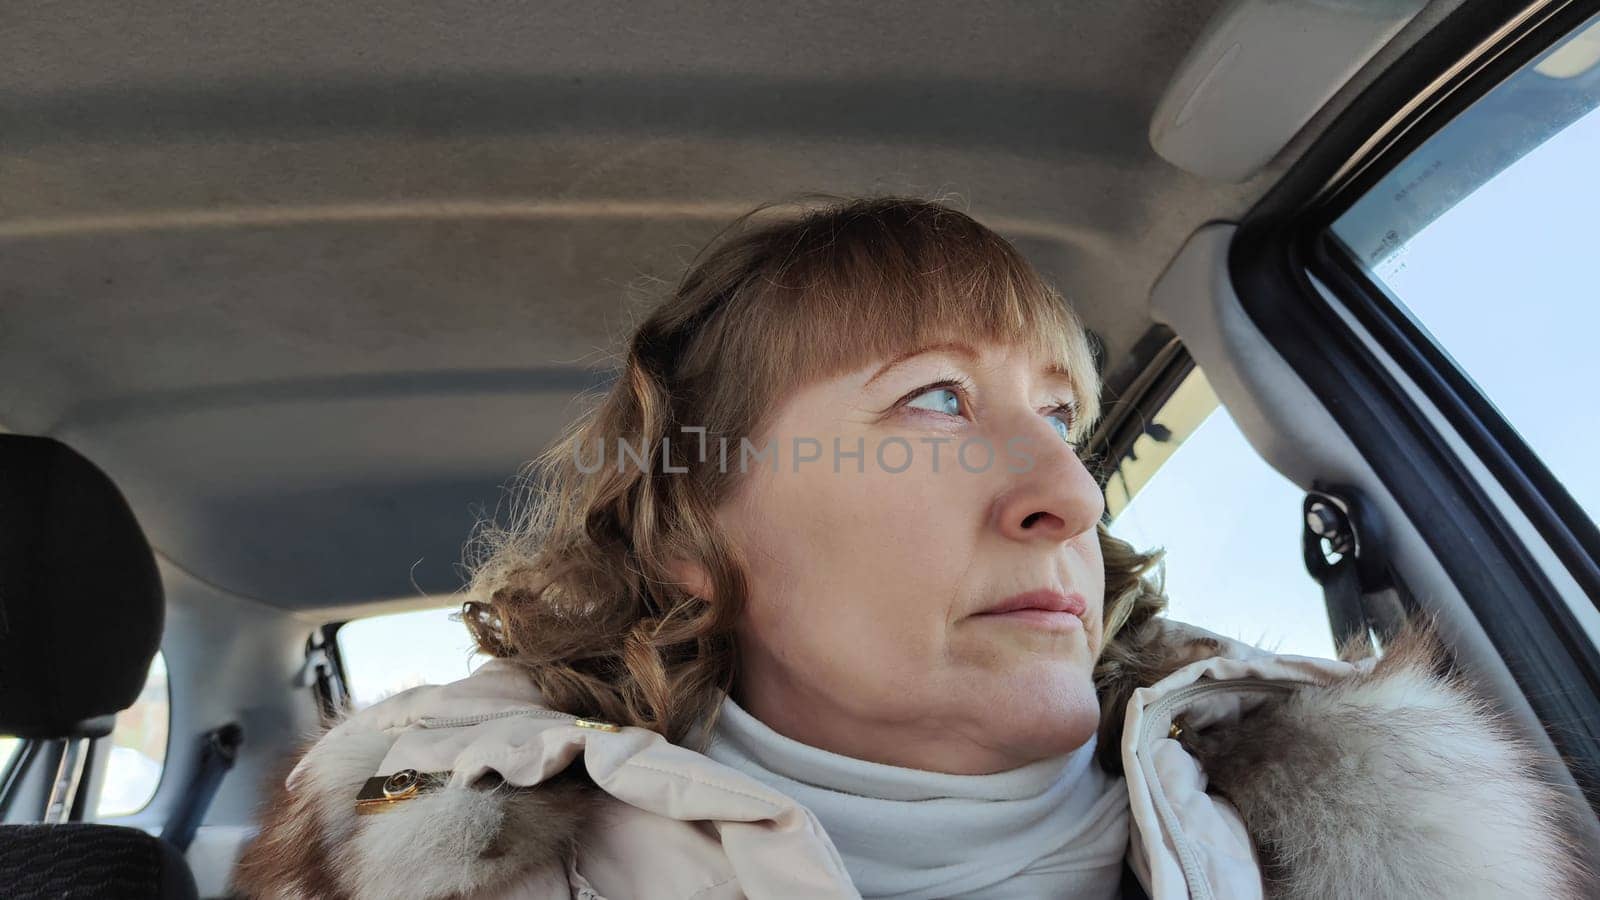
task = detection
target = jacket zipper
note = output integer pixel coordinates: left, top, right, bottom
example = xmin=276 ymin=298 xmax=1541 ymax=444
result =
xmin=1135 ymin=678 xmax=1298 ymax=900
xmin=416 ymin=708 xmax=576 ymax=729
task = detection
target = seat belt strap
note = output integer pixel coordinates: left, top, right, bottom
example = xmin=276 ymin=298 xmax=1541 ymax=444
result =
xmin=161 ymin=722 xmax=243 ymax=852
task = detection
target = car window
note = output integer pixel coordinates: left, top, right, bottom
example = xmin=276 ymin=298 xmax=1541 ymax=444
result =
xmin=0 ymin=735 xmax=19 ymax=777
xmin=336 ymin=606 xmax=490 ymax=709
xmin=96 ymin=650 xmax=169 ymax=818
xmin=1107 ymin=367 xmax=1335 ymax=658
xmin=1331 ymin=13 xmax=1600 ymax=528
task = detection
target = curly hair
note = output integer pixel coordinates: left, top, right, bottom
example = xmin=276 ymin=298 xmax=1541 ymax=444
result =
xmin=463 ymin=196 xmax=1167 ymax=747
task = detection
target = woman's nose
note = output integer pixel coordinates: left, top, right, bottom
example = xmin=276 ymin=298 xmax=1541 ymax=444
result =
xmin=992 ymin=429 xmax=1104 ymax=545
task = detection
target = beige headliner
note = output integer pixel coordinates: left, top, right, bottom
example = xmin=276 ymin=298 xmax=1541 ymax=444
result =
xmin=0 ymin=1 xmax=1455 ymax=609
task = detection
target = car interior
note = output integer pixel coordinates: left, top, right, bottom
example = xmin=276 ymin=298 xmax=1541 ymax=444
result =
xmin=3 ymin=1 xmax=1599 ymax=897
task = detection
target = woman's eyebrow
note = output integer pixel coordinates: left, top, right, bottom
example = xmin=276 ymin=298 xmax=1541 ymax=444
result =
xmin=1040 ymin=364 xmax=1078 ymax=392
xmin=862 ymin=341 xmax=979 ymax=387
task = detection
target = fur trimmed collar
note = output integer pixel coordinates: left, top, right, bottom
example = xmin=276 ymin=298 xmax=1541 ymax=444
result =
xmin=233 ymin=621 xmax=1586 ymax=899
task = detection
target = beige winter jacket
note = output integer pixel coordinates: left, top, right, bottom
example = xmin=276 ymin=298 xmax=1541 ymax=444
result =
xmin=233 ymin=620 xmax=1580 ymax=900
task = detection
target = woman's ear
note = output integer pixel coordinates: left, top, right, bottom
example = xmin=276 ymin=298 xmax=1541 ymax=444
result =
xmin=664 ymin=557 xmax=715 ymax=601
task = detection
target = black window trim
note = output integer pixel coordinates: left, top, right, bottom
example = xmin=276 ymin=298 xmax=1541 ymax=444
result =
xmin=1232 ymin=0 xmax=1600 ymax=812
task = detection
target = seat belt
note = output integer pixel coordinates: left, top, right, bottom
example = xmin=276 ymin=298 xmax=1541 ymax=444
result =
xmin=161 ymin=722 xmax=243 ymax=853
xmin=1302 ymin=486 xmax=1402 ymax=658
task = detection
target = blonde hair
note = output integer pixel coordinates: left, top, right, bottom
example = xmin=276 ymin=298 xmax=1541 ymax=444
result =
xmin=464 ymin=196 xmax=1166 ymax=746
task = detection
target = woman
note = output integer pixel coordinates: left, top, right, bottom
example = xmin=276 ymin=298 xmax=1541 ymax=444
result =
xmin=235 ymin=198 xmax=1577 ymax=899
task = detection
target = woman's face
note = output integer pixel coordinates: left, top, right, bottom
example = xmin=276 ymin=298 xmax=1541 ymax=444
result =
xmin=714 ymin=340 xmax=1106 ymax=774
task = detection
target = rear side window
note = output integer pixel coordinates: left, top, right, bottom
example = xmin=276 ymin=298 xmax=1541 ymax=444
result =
xmin=336 ymin=606 xmax=489 ymax=709
xmin=0 ymin=736 xmax=19 ymax=778
xmin=96 ymin=651 xmax=169 ymax=818
xmin=1331 ymin=14 xmax=1600 ymax=528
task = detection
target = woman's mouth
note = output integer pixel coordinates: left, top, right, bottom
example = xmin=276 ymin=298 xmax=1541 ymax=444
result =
xmin=971 ymin=589 xmax=1086 ymax=630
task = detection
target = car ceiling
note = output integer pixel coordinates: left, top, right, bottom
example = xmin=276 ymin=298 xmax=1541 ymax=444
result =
xmin=0 ymin=1 xmax=1449 ymax=610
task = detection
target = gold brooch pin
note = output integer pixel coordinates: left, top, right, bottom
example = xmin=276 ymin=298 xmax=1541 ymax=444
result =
xmin=355 ymin=768 xmax=451 ymax=814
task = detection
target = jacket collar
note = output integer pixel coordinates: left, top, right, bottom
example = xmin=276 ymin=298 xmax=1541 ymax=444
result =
xmin=239 ymin=619 xmax=1583 ymax=900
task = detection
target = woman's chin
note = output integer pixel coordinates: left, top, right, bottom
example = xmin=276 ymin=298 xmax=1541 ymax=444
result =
xmin=953 ymin=669 xmax=1102 ymax=763
xmin=1023 ymin=694 xmax=1102 ymax=754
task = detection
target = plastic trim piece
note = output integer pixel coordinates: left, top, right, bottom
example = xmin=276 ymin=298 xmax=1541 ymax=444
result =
xmin=1149 ymin=0 xmax=1427 ymax=181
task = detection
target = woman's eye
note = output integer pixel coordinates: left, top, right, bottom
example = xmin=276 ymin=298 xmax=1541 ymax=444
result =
xmin=906 ymin=387 xmax=963 ymax=416
xmin=1049 ymin=415 xmax=1072 ymax=443
xmin=1048 ymin=409 xmax=1077 ymax=444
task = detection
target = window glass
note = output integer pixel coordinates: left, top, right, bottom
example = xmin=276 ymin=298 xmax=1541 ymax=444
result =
xmin=336 ymin=606 xmax=489 ymax=709
xmin=96 ymin=651 xmax=168 ymax=818
xmin=1332 ymin=14 xmax=1600 ymax=526
xmin=1108 ymin=368 xmax=1335 ymax=658
xmin=0 ymin=736 xmax=19 ymax=775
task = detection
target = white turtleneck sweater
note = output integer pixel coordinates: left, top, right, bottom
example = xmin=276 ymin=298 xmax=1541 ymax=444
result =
xmin=704 ymin=696 xmax=1130 ymax=899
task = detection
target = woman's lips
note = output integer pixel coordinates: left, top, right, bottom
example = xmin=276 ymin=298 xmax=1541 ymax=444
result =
xmin=979 ymin=608 xmax=1084 ymax=630
xmin=971 ymin=589 xmax=1087 ymax=630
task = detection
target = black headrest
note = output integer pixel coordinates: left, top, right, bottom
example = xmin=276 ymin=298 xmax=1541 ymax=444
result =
xmin=0 ymin=436 xmax=163 ymax=738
